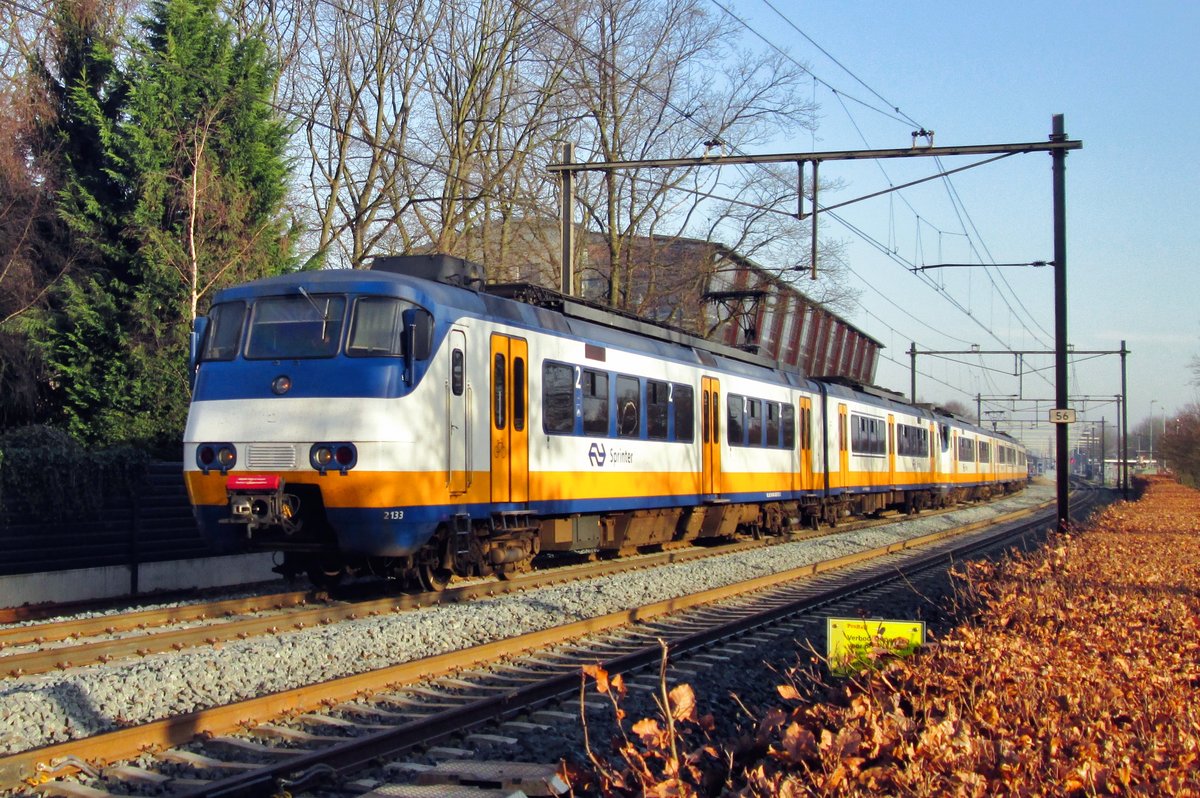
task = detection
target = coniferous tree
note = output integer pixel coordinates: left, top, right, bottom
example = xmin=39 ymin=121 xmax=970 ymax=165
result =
xmin=25 ymin=0 xmax=294 ymax=451
xmin=116 ymin=0 xmax=295 ymax=450
xmin=25 ymin=0 xmax=134 ymax=444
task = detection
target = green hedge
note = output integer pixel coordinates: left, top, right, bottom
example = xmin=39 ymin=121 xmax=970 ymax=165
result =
xmin=0 ymin=426 xmax=150 ymax=522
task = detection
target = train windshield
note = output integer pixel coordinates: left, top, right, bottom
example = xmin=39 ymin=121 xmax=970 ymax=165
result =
xmin=245 ymin=294 xmax=346 ymax=359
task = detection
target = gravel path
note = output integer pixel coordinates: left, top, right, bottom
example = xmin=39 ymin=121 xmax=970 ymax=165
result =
xmin=0 ymin=486 xmax=1054 ymax=756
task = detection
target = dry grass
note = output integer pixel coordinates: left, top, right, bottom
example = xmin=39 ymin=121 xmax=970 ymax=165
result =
xmin=573 ymin=477 xmax=1200 ymax=796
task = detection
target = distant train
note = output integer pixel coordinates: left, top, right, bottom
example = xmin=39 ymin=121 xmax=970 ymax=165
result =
xmin=184 ymin=255 xmax=1028 ymax=588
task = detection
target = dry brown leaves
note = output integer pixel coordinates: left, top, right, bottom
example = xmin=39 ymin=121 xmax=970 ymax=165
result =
xmin=743 ymin=476 xmax=1200 ymax=796
xmin=575 ymin=477 xmax=1200 ymax=796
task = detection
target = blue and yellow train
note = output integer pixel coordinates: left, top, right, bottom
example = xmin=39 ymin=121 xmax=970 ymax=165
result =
xmin=184 ymin=255 xmax=1028 ymax=588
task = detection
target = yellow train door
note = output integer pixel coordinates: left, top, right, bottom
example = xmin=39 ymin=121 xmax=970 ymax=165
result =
xmin=701 ymin=376 xmax=722 ymax=496
xmin=887 ymin=415 xmax=896 ymax=485
xmin=799 ymin=397 xmax=814 ymax=491
xmin=489 ymin=334 xmax=528 ymax=504
xmin=837 ymin=403 xmax=849 ymax=488
xmin=928 ymin=421 xmax=938 ymax=483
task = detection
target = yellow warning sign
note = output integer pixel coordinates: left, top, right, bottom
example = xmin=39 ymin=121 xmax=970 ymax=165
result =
xmin=826 ymin=617 xmax=926 ymax=676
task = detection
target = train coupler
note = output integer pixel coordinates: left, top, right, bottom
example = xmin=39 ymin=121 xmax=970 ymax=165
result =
xmin=224 ymin=474 xmax=302 ymax=535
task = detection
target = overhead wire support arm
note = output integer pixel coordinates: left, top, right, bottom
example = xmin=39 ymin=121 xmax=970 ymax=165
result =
xmin=544 ymin=139 xmax=1082 ymax=173
xmin=547 ymin=137 xmax=1080 ymax=282
xmin=910 ymin=261 xmax=1053 ymax=272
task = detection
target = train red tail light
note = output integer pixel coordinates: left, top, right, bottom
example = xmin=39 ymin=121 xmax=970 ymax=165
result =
xmin=197 ymin=443 xmax=237 ymax=475
xmin=310 ymin=442 xmax=357 ymax=475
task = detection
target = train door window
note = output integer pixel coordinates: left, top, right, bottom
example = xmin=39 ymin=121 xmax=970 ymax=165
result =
xmin=647 ymin=380 xmax=669 ymax=440
xmin=451 ymin=349 xmax=464 ymax=396
xmin=782 ymin=403 xmax=796 ymax=448
xmin=492 ymin=353 xmax=506 ymax=430
xmin=727 ymin=394 xmax=745 ymax=446
xmin=747 ymin=399 xmax=763 ymax=446
xmin=713 ymin=389 xmax=720 ymax=442
xmin=542 ymin=362 xmax=575 ymax=434
xmin=201 ymin=301 xmax=246 ymax=361
xmin=702 ymin=390 xmax=710 ymax=443
xmin=582 ymin=369 xmax=609 ymax=435
xmin=939 ymin=424 xmax=951 ymax=452
xmin=512 ymin=356 xmax=526 ymax=432
xmin=802 ymin=407 xmax=812 ymax=450
xmin=617 ymin=375 xmax=641 ymax=438
xmin=979 ymin=441 xmax=989 ymax=463
xmin=674 ymin=384 xmax=694 ymax=442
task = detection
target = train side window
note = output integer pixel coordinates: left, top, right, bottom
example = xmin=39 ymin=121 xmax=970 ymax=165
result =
xmin=492 ymin=354 xmax=506 ymax=430
xmin=512 ymin=357 xmax=526 ymax=432
xmin=727 ymin=394 xmax=745 ymax=446
xmin=451 ymin=349 xmax=464 ymax=396
xmin=897 ymin=423 xmax=929 ymax=457
xmin=201 ymin=301 xmax=246 ymax=361
xmin=617 ymin=375 xmax=641 ymax=438
xmin=647 ymin=380 xmax=669 ymax=439
xmin=582 ymin=369 xmax=609 ymax=435
xmin=746 ymin=399 xmax=763 ymax=447
xmin=674 ymin=384 xmax=694 ymax=442
xmin=346 ymin=297 xmax=408 ymax=357
xmin=542 ymin=362 xmax=575 ymax=434
xmin=766 ymin=402 xmax=780 ymax=447
xmin=782 ymin=404 xmax=795 ymax=449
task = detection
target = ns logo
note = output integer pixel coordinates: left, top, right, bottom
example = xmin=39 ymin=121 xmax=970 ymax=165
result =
xmin=588 ymin=442 xmax=607 ymax=467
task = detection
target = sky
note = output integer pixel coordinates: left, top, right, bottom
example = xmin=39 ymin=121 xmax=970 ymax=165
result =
xmin=723 ymin=0 xmax=1199 ymax=457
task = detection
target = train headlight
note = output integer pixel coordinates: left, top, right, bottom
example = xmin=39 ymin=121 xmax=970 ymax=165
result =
xmin=310 ymin=442 xmax=357 ymax=476
xmin=197 ymin=443 xmax=237 ymax=475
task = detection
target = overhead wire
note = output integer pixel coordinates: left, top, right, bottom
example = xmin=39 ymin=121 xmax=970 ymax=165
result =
xmin=727 ymin=0 xmax=1055 ymax=353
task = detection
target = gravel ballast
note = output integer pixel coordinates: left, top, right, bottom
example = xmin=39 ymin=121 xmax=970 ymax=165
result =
xmin=0 ymin=486 xmax=1054 ymax=756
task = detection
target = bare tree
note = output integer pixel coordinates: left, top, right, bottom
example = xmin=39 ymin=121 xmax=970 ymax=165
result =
xmin=559 ymin=0 xmax=813 ymax=310
xmin=408 ymin=0 xmax=575 ymax=275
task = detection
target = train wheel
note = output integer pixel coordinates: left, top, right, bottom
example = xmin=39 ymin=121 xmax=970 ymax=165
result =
xmin=418 ymin=564 xmax=452 ymax=592
xmin=307 ymin=567 xmax=343 ymax=592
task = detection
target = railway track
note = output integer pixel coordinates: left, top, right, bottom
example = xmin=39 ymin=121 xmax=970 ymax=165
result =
xmin=0 ymin=495 xmax=1017 ymax=678
xmin=0 ymin=487 xmax=1092 ymax=796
